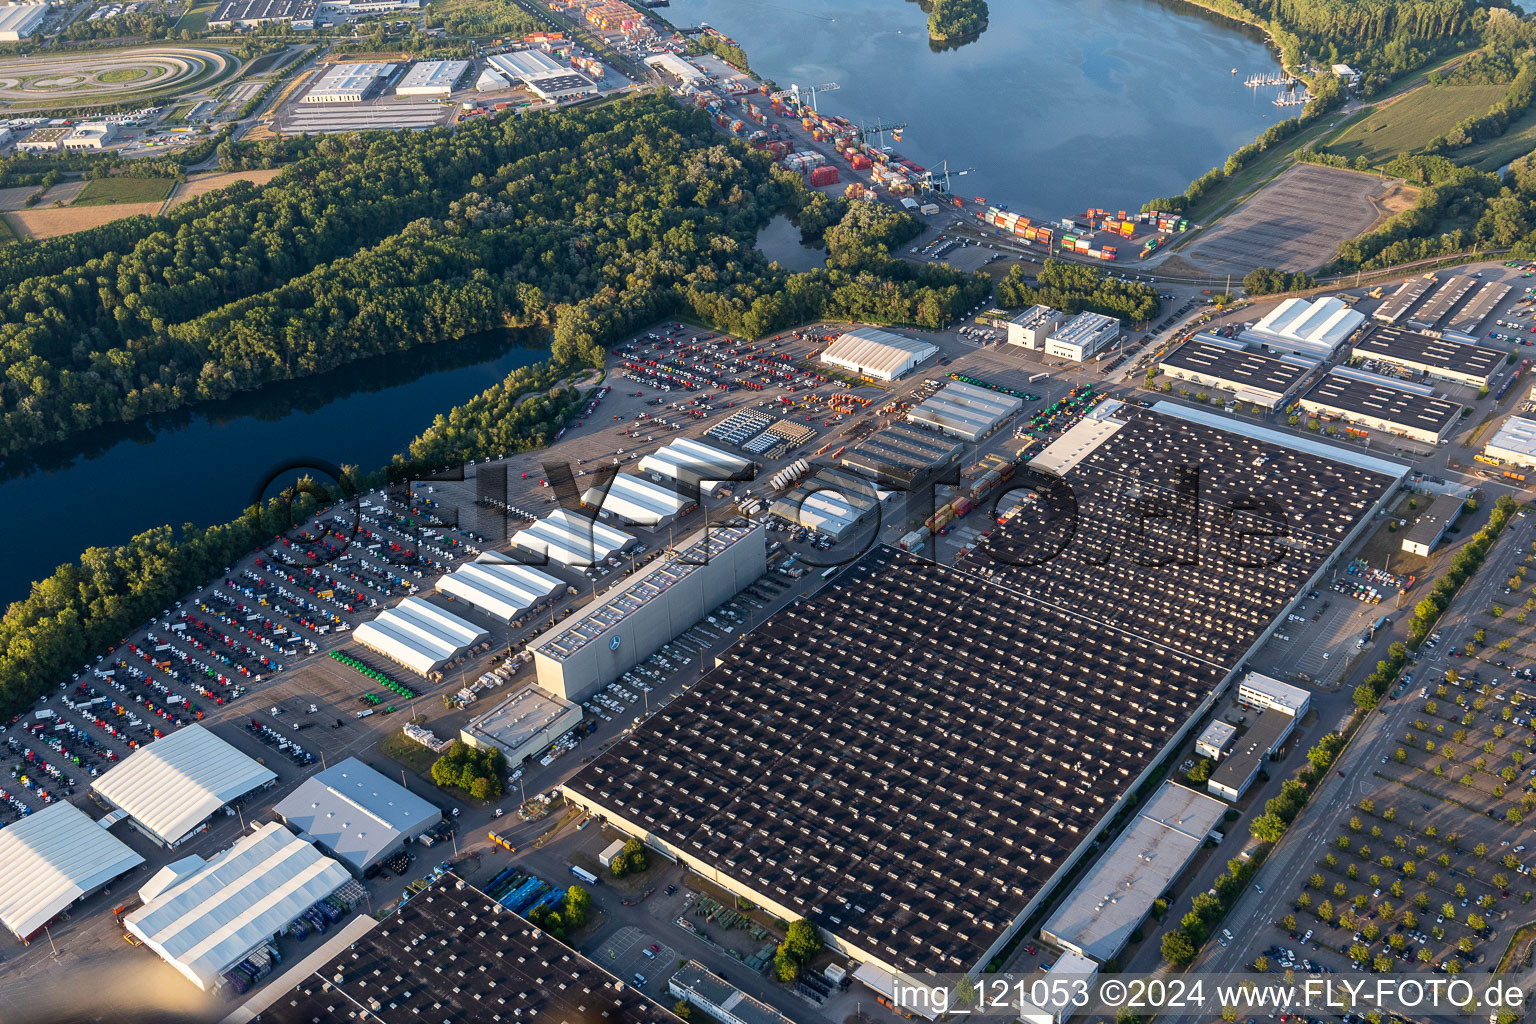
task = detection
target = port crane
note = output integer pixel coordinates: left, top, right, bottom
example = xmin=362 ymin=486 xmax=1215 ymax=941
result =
xmin=918 ymin=160 xmax=974 ymax=195
xmin=855 ymin=116 xmax=909 ymax=154
xmin=773 ymin=82 xmax=840 ymax=112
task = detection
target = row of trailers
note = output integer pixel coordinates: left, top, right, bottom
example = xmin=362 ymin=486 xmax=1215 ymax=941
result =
xmin=899 ymin=456 xmax=1019 ymax=548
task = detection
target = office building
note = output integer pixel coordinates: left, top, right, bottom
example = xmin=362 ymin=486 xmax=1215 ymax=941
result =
xmin=1006 ymin=304 xmax=1063 ymax=349
xmin=1401 ymin=492 xmax=1466 ymax=557
xmin=1044 ymin=311 xmax=1119 ymax=362
xmin=1195 ymin=719 xmax=1237 ymax=760
xmin=460 ymin=685 xmax=583 ymax=765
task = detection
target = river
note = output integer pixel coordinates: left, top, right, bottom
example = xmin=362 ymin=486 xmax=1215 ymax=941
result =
xmin=671 ymin=0 xmax=1286 ymax=219
xmin=1 ymin=332 xmax=548 ymax=607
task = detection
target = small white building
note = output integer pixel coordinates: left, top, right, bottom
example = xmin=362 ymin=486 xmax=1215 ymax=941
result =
xmin=1195 ymin=719 xmax=1237 ymax=761
xmin=1044 ymin=311 xmax=1120 ymax=362
xmin=1006 ymin=304 xmax=1063 ymax=350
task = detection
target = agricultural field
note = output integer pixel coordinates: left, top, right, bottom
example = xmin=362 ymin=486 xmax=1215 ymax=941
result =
xmin=0 ymin=46 xmax=237 ymax=111
xmin=71 ymin=177 xmax=175 ymax=207
xmin=5 ymin=202 xmax=164 ymax=240
xmin=1319 ymin=84 xmax=1508 ymax=166
xmin=165 ymin=167 xmax=282 ymax=208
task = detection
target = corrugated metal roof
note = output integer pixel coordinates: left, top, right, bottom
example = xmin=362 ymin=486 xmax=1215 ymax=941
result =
xmin=820 ymin=327 xmax=937 ymax=380
xmin=436 ymin=562 xmax=562 ymax=622
xmin=638 ymin=437 xmax=751 ymax=488
xmin=273 ymin=758 xmax=440 ymax=871
xmin=92 ymin=725 xmax=277 ymax=846
xmin=0 ymin=801 xmax=145 ymax=939
xmin=581 ymin=474 xmax=689 ymax=526
xmin=354 ymin=597 xmax=489 ymax=675
xmin=907 ymin=381 xmax=1022 ymax=440
xmin=511 ymin=509 xmax=634 ymax=568
xmin=125 ymin=822 xmax=349 ymax=991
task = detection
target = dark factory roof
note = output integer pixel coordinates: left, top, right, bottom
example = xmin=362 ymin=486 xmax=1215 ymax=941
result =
xmin=252 ymin=874 xmax=680 ymax=1024
xmin=566 ymin=409 xmax=1403 ymax=976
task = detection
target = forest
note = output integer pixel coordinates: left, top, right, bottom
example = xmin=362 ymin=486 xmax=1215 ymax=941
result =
xmin=996 ymin=259 xmax=1161 ymax=323
xmin=925 ymin=0 xmax=989 ymax=43
xmin=0 ymin=93 xmax=984 ymax=719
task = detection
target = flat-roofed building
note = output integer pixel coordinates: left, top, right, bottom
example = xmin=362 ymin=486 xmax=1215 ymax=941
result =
xmin=63 ymin=123 xmax=116 ymax=150
xmin=1040 ymin=783 xmax=1227 ymax=963
xmin=1297 ymin=366 xmax=1462 ymax=445
xmin=1158 ymin=334 xmax=1313 ymax=409
xmin=0 ymin=801 xmax=145 ymax=941
xmin=1407 ymin=274 xmax=1478 ymax=333
xmin=646 ymin=52 xmax=708 ymax=88
xmin=273 ymin=757 xmax=441 ymax=873
xmin=1443 ymin=282 xmax=1511 ymax=343
xmin=0 ymin=3 xmax=46 ymax=40
xmin=395 ymin=59 xmax=469 ymax=96
xmin=352 ymin=597 xmax=490 ymax=677
xmin=1006 ymin=304 xmax=1063 ymax=349
xmin=906 ymin=380 xmax=1023 ymax=442
xmin=1045 ymin=311 xmax=1119 ymax=362
xmin=1196 ymin=719 xmax=1237 ymax=760
xmin=302 ymin=61 xmax=396 ymax=103
xmin=460 ymin=685 xmax=583 ymax=765
xmin=1208 ymin=710 xmax=1295 ymax=801
xmin=486 ymin=49 xmax=597 ymax=101
xmin=92 ymin=724 xmax=277 ymax=848
xmin=1352 ymin=326 xmax=1503 ymax=388
xmin=581 ymin=473 xmax=694 ymax=528
xmin=669 ymin=961 xmax=794 ymax=1024
xmin=1402 ymin=492 xmax=1465 ymax=557
xmin=820 ymin=326 xmax=938 ymax=381
xmin=1244 ymin=296 xmax=1365 ymax=359
xmin=208 ymin=0 xmax=316 ymax=27
xmin=529 ymin=523 xmax=764 ymax=702
xmin=1236 ymin=671 xmax=1312 ymax=717
xmin=565 ymin=409 xmax=1404 ymax=979
xmin=15 ymin=125 xmax=69 ymax=153
xmin=1484 ymin=414 xmax=1536 ymax=470
xmin=1373 ymin=276 xmax=1435 ymax=324
xmin=840 ymin=421 xmax=962 ymax=488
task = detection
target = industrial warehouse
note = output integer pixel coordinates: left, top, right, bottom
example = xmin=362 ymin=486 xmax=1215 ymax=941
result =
xmin=1401 ymin=492 xmax=1466 ymax=557
xmin=1442 ymin=281 xmax=1510 ymax=342
xmin=1351 ymin=326 xmax=1504 ymax=388
xmin=393 ymin=59 xmax=469 ymax=96
xmin=485 ymin=49 xmax=598 ymax=101
xmin=511 ymin=507 xmax=635 ymax=568
xmin=91 ymin=724 xmax=277 ymax=848
xmin=0 ymin=3 xmax=47 ymax=40
xmin=905 ymin=380 xmax=1023 ymax=441
xmin=302 ymin=62 xmax=396 ymax=103
xmin=1372 ymin=276 xmax=1436 ymax=323
xmin=1157 ymin=334 xmax=1313 ymax=409
xmin=460 ymin=684 xmax=582 ymax=764
xmin=564 ymin=406 xmax=1404 ymax=981
xmin=638 ymin=436 xmax=753 ymax=494
xmin=0 ymin=801 xmax=144 ymax=941
xmin=124 ymin=822 xmax=352 ymax=991
xmin=208 ymin=0 xmax=315 ymax=28
xmin=351 ymin=596 xmax=489 ymax=677
xmin=769 ymin=465 xmax=888 ymax=540
xmin=1243 ymin=296 xmax=1365 ymax=359
xmin=581 ymin=472 xmax=694 ymax=527
xmin=530 ymin=523 xmax=765 ymax=701
xmin=1406 ymin=274 xmax=1479 ymax=333
xmin=435 ymin=559 xmax=564 ymax=624
xmin=840 ymin=420 xmax=962 ymax=487
xmin=1483 ymin=414 xmax=1536 ymax=469
xmin=272 ymin=758 xmax=441 ymax=874
xmin=819 ymin=326 xmax=938 ymax=381
xmin=1296 ymin=366 xmax=1463 ymax=444
xmin=244 ymin=873 xmax=679 ymax=1024
xmin=1040 ymin=782 xmax=1226 ymax=963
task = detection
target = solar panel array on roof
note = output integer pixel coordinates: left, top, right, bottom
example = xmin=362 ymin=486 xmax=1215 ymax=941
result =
xmin=567 ymin=409 xmax=1403 ymax=976
xmin=251 ymin=873 xmax=682 ymax=1024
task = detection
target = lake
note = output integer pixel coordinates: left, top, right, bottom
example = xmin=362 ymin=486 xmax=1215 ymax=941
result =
xmin=1 ymin=332 xmax=548 ymax=607
xmin=756 ymin=213 xmax=828 ymax=269
xmin=669 ymin=0 xmax=1286 ymax=219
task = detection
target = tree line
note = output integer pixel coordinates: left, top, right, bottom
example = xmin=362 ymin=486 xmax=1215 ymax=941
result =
xmin=0 ymin=94 xmax=985 ymax=719
xmin=996 ymin=258 xmax=1161 ymax=323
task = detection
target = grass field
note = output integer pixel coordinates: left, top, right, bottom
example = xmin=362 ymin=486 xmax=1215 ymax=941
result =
xmin=1454 ymin=103 xmax=1536 ymax=172
xmin=1318 ymin=83 xmax=1507 ymax=165
xmin=72 ymin=177 xmax=176 ymax=206
xmin=0 ymin=216 xmax=20 ymax=245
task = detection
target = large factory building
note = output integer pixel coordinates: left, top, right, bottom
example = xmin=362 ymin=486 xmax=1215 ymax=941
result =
xmin=528 ymin=523 xmax=764 ymax=702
